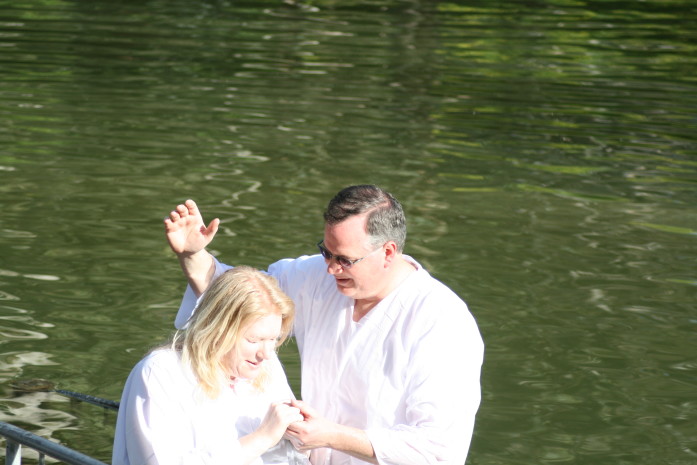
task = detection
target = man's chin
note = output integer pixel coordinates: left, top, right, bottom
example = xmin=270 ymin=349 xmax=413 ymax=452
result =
xmin=335 ymin=284 xmax=355 ymax=297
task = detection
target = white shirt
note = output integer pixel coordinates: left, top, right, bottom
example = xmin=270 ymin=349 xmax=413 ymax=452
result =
xmin=112 ymin=349 xmax=303 ymax=465
xmin=176 ymin=255 xmax=484 ymax=465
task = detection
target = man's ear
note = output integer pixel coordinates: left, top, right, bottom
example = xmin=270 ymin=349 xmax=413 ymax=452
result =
xmin=383 ymin=241 xmax=398 ymax=267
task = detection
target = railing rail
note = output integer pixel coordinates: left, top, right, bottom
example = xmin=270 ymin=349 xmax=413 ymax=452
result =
xmin=0 ymin=421 xmax=108 ymax=465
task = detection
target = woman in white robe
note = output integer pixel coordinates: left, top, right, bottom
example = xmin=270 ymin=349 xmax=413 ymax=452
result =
xmin=112 ymin=267 xmax=309 ymax=465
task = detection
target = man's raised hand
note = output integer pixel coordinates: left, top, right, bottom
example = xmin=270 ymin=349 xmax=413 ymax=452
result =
xmin=164 ymin=199 xmax=220 ymax=256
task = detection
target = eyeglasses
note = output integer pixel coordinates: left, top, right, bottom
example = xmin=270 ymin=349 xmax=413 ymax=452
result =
xmin=317 ymin=240 xmax=383 ymax=269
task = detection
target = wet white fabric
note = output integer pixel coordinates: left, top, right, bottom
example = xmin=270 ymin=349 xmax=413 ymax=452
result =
xmin=112 ymin=349 xmax=303 ymax=465
xmin=175 ymin=254 xmax=484 ymax=465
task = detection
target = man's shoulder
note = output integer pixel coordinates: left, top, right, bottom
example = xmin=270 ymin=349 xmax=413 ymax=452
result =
xmin=390 ymin=267 xmax=476 ymax=331
xmin=268 ymin=254 xmax=332 ymax=295
xmin=269 ymin=254 xmax=326 ymax=276
xmin=400 ymin=266 xmax=465 ymax=305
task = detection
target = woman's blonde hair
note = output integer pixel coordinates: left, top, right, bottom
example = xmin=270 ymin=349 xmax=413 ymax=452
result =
xmin=171 ymin=266 xmax=294 ymax=398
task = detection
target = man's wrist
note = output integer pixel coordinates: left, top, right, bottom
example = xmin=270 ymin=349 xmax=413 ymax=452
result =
xmin=329 ymin=424 xmax=377 ymax=464
xmin=177 ymin=251 xmax=215 ymax=296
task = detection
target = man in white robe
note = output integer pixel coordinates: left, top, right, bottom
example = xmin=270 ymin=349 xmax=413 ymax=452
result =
xmin=167 ymin=185 xmax=484 ymax=465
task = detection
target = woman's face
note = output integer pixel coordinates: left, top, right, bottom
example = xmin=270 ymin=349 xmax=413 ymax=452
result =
xmin=225 ymin=314 xmax=282 ymax=381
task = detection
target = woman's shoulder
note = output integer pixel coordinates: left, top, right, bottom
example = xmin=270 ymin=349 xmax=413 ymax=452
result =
xmin=142 ymin=347 xmax=179 ymax=365
xmin=122 ymin=348 xmax=201 ymax=409
xmin=133 ymin=348 xmax=186 ymax=382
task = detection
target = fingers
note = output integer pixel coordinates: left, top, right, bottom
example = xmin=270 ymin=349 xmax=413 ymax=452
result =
xmin=174 ymin=202 xmax=192 ymax=219
xmin=163 ymin=200 xmax=201 ymax=228
xmin=290 ymin=410 xmax=304 ymax=423
xmin=289 ymin=399 xmax=304 ymax=408
xmin=290 ymin=399 xmax=316 ymax=418
xmin=285 ymin=421 xmax=303 ymax=434
xmin=203 ymin=217 xmax=220 ymax=238
xmin=163 ymin=215 xmax=179 ymax=232
xmin=184 ymin=199 xmax=198 ymax=215
xmin=272 ymin=402 xmax=304 ymax=425
xmin=282 ymin=404 xmax=304 ymax=423
xmin=164 ymin=203 xmax=187 ymax=222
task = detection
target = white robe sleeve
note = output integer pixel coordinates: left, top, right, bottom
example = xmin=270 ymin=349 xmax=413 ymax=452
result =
xmin=365 ymin=302 xmax=484 ymax=465
xmin=174 ymin=258 xmax=233 ymax=329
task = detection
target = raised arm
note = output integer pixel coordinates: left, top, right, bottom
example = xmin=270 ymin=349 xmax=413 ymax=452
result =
xmin=164 ymin=199 xmax=220 ymax=296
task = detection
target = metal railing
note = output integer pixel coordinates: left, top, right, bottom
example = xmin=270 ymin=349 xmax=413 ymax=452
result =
xmin=1 ymin=391 xmax=117 ymax=465
xmin=1 ymin=421 xmax=109 ymax=465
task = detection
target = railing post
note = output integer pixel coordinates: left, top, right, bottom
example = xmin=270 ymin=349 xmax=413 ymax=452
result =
xmin=5 ymin=437 xmax=21 ymax=465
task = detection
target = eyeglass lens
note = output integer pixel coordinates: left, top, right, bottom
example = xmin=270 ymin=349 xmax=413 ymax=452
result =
xmin=318 ymin=242 xmax=353 ymax=268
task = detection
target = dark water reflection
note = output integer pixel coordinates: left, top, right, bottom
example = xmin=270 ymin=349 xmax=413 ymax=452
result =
xmin=1 ymin=1 xmax=696 ymax=463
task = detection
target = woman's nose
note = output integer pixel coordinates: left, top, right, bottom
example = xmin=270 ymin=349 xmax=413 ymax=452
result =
xmin=260 ymin=341 xmax=274 ymax=359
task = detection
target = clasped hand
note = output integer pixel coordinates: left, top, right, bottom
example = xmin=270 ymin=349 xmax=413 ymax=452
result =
xmin=284 ymin=400 xmax=337 ymax=451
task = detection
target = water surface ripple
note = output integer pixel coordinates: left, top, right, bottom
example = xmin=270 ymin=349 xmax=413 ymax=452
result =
xmin=1 ymin=1 xmax=696 ymax=464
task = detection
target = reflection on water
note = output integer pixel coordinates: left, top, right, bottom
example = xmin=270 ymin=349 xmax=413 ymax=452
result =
xmin=1 ymin=0 xmax=696 ymax=464
xmin=0 ymin=352 xmax=68 ymax=462
xmin=0 ymin=390 xmax=76 ymax=463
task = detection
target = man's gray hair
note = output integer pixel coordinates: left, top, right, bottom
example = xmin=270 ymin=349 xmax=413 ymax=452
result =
xmin=323 ymin=185 xmax=407 ymax=252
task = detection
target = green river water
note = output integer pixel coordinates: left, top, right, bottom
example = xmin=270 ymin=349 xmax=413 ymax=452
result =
xmin=1 ymin=1 xmax=696 ymax=463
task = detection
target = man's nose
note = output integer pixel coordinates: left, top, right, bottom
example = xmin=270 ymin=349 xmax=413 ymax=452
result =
xmin=326 ymin=258 xmax=343 ymax=275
